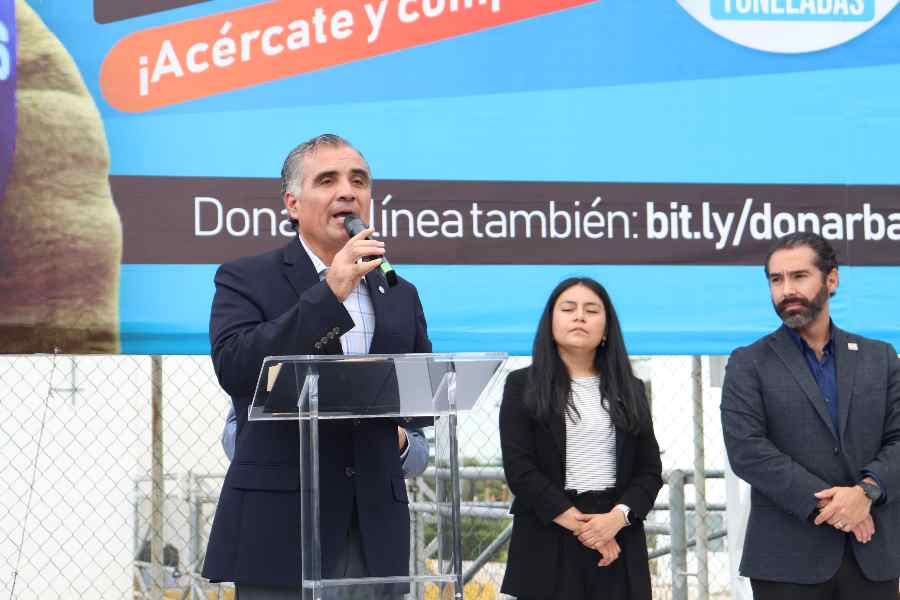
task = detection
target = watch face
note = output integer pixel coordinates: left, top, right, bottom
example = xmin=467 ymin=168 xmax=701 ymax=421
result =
xmin=862 ymin=483 xmax=882 ymax=501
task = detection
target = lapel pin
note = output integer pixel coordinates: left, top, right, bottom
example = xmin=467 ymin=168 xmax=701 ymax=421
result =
xmin=378 ymin=285 xmax=385 ymax=295
xmin=848 ymin=342 xmax=858 ymax=351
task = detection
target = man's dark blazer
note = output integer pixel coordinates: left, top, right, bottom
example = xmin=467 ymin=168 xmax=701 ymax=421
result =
xmin=498 ymin=367 xmax=663 ymax=600
xmin=202 ymin=240 xmax=431 ymax=587
xmin=722 ymin=325 xmax=900 ymax=584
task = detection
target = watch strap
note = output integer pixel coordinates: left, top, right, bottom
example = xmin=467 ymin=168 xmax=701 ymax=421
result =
xmin=859 ymin=481 xmax=882 ymax=503
xmin=614 ymin=504 xmax=631 ymax=526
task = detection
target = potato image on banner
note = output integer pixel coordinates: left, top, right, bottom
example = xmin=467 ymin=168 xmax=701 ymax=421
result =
xmin=0 ymin=0 xmax=122 ymax=353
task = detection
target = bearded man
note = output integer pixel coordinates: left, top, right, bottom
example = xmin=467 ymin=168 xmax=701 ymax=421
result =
xmin=721 ymin=232 xmax=900 ymax=600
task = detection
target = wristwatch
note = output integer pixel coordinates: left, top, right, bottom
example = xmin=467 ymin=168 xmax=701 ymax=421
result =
xmin=859 ymin=480 xmax=882 ymax=504
xmin=614 ymin=504 xmax=631 ymax=526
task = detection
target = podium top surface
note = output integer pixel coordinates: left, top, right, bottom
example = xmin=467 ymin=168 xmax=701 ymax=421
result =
xmin=261 ymin=352 xmax=507 ymax=364
xmin=249 ymin=352 xmax=507 ymax=421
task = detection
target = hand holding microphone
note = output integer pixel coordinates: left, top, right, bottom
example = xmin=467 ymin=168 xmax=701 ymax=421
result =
xmin=325 ymin=215 xmax=398 ymax=302
xmin=343 ymin=215 xmax=398 ymax=287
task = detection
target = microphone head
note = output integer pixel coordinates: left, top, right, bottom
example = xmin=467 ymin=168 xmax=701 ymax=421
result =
xmin=343 ymin=214 xmax=367 ymax=238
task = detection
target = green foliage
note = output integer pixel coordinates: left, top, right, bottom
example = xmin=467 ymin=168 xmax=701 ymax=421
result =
xmin=424 ymin=516 xmax=509 ymax=562
xmin=422 ymin=458 xmax=511 ymax=562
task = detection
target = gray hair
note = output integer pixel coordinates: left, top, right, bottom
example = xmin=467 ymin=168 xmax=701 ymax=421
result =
xmin=280 ymin=133 xmax=369 ymax=198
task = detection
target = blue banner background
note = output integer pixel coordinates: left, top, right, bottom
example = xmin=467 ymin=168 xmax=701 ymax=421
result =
xmin=28 ymin=0 xmax=900 ymax=355
xmin=0 ymin=0 xmax=15 ymax=201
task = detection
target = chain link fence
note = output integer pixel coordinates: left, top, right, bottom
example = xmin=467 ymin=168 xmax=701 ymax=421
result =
xmin=1 ymin=354 xmax=735 ymax=600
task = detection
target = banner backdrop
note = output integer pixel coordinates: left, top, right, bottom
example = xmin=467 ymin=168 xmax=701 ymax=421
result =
xmin=3 ymin=0 xmax=900 ymax=354
xmin=0 ymin=0 xmax=14 ymax=201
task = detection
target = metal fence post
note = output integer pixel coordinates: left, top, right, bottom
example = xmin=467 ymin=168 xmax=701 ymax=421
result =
xmin=150 ymin=355 xmax=165 ymax=600
xmin=692 ymin=356 xmax=709 ymax=600
xmin=190 ymin=472 xmax=202 ymax=600
xmin=409 ymin=478 xmax=420 ymax=600
xmin=669 ymin=469 xmax=688 ymax=600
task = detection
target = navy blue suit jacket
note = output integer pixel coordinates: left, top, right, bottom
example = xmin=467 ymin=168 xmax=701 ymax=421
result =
xmin=202 ymin=240 xmax=431 ymax=586
xmin=722 ymin=325 xmax=900 ymax=583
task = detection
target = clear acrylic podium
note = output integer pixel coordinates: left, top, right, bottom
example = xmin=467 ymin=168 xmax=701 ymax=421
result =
xmin=249 ymin=352 xmax=507 ymax=600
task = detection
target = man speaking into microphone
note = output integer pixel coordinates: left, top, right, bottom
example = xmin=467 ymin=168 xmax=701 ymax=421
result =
xmin=203 ymin=133 xmax=432 ymax=599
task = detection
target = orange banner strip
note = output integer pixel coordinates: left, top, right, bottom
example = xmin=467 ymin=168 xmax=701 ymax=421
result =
xmin=100 ymin=0 xmax=595 ymax=112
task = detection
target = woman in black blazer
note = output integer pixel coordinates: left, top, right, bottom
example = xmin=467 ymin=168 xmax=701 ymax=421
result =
xmin=499 ymin=277 xmax=663 ymax=600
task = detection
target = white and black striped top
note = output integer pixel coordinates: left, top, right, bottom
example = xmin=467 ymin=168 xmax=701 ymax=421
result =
xmin=564 ymin=376 xmax=617 ymax=493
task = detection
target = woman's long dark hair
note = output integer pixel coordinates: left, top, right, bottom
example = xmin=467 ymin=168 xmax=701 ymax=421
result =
xmin=524 ymin=277 xmax=650 ymax=435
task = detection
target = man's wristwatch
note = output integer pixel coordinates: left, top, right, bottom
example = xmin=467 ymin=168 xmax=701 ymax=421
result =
xmin=859 ymin=480 xmax=882 ymax=504
xmin=614 ymin=504 xmax=631 ymax=526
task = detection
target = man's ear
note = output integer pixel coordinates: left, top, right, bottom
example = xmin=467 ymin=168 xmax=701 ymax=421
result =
xmin=284 ymin=191 xmax=299 ymax=219
xmin=827 ymin=268 xmax=839 ymax=294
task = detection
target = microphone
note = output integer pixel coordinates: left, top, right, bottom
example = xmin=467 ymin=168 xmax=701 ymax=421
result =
xmin=343 ymin=214 xmax=398 ymax=287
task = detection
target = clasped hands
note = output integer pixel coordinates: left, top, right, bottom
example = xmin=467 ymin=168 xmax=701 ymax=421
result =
xmin=813 ymin=483 xmax=875 ymax=544
xmin=554 ymin=507 xmax=627 ymax=567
